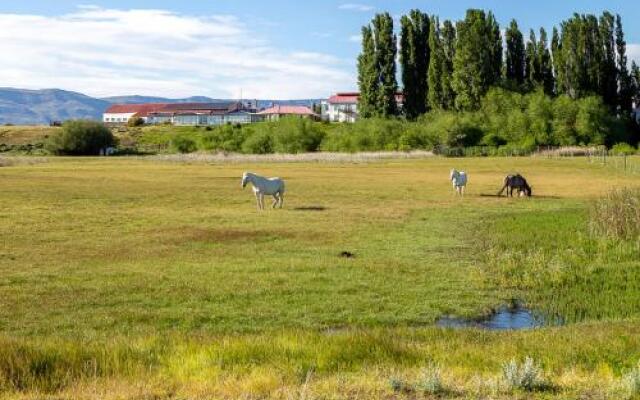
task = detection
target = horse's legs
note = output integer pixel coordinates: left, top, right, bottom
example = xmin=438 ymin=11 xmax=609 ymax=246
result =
xmin=272 ymin=195 xmax=279 ymax=209
xmin=255 ymin=192 xmax=261 ymax=211
xmin=278 ymin=192 xmax=284 ymax=208
xmin=259 ymin=193 xmax=265 ymax=210
xmin=461 ymin=186 xmax=465 ymax=197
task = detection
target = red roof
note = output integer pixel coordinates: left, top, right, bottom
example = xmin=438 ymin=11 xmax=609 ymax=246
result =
xmin=328 ymin=92 xmax=404 ymax=104
xmin=105 ymin=103 xmax=169 ymax=117
xmin=258 ymin=105 xmax=316 ymax=116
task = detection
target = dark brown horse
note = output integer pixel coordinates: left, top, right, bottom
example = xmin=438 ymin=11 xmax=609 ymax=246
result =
xmin=498 ymin=174 xmax=532 ymax=197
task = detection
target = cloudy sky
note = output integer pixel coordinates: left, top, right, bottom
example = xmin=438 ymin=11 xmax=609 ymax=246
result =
xmin=0 ymin=0 xmax=638 ymax=99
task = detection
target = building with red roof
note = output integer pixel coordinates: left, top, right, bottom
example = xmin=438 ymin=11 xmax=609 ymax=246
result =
xmin=103 ymin=102 xmax=261 ymax=126
xmin=322 ymin=92 xmax=404 ymax=123
xmin=257 ymin=105 xmax=318 ymax=121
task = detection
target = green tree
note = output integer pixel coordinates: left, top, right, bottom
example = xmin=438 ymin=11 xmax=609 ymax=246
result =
xmin=452 ymin=9 xmax=497 ymax=110
xmin=632 ymin=61 xmax=640 ymax=107
xmin=599 ymin=12 xmax=618 ymax=109
xmin=400 ymin=10 xmax=430 ymax=119
xmin=427 ymin=16 xmax=444 ymax=110
xmin=487 ymin=12 xmax=503 ymax=85
xmin=357 ymin=26 xmax=377 ymax=118
xmin=441 ymin=20 xmax=457 ymax=109
xmin=616 ymin=14 xmax=633 ymax=114
xmin=551 ymin=27 xmax=564 ymax=94
xmin=537 ymin=29 xmax=554 ymax=95
xmin=525 ymin=30 xmax=539 ymax=87
xmin=373 ymin=13 xmax=399 ymax=117
xmin=505 ymin=20 xmax=525 ymax=86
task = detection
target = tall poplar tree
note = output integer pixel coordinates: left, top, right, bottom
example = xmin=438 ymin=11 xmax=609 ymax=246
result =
xmin=525 ymin=30 xmax=539 ymax=87
xmin=599 ymin=12 xmax=618 ymax=109
xmin=487 ymin=12 xmax=503 ymax=85
xmin=441 ymin=20 xmax=457 ymax=109
xmin=400 ymin=10 xmax=430 ymax=119
xmin=357 ymin=26 xmax=377 ymax=118
xmin=452 ymin=9 xmax=495 ymax=110
xmin=427 ymin=16 xmax=444 ymax=109
xmin=373 ymin=13 xmax=399 ymax=117
xmin=505 ymin=20 xmax=525 ymax=86
xmin=551 ymin=27 xmax=564 ymax=93
xmin=616 ymin=14 xmax=632 ymax=113
xmin=537 ymin=28 xmax=554 ymax=95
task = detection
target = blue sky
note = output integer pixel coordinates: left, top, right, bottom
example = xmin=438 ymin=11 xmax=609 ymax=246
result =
xmin=1 ymin=1 xmax=638 ymax=99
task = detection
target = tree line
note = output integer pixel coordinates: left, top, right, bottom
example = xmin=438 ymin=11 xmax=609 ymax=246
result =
xmin=357 ymin=9 xmax=640 ymax=123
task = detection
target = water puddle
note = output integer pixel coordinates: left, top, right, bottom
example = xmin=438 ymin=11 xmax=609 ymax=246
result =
xmin=436 ymin=304 xmax=559 ymax=331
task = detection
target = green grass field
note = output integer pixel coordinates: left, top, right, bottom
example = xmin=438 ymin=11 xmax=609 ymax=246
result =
xmin=1 ymin=155 xmax=639 ymax=399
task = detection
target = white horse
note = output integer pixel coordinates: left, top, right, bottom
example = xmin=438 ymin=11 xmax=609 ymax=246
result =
xmin=450 ymin=169 xmax=468 ymax=196
xmin=241 ymin=172 xmax=285 ymax=210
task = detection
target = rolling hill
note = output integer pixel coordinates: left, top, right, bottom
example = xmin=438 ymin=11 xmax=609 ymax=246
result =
xmin=0 ymin=88 xmax=324 ymax=125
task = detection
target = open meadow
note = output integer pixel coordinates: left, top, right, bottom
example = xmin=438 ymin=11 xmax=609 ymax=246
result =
xmin=1 ymin=155 xmax=640 ymax=399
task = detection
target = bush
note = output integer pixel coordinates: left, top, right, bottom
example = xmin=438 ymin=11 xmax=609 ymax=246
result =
xmin=201 ymin=124 xmax=248 ymax=152
xmin=242 ymin=130 xmax=273 ymax=154
xmin=416 ymin=364 xmax=445 ymax=395
xmin=624 ymin=362 xmax=640 ymax=397
xmin=610 ymin=143 xmax=637 ymax=156
xmin=127 ymin=117 xmax=145 ymax=127
xmin=502 ymin=357 xmax=547 ymax=392
xmin=590 ymin=188 xmax=640 ymax=241
xmin=47 ymin=120 xmax=116 ymax=155
xmin=171 ymin=135 xmax=198 ymax=154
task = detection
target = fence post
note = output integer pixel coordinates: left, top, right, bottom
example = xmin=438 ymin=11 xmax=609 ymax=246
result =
xmin=624 ymin=154 xmax=627 ymax=172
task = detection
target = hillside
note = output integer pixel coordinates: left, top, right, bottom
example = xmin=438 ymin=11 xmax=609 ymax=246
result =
xmin=0 ymin=88 xmax=110 ymax=125
xmin=0 ymin=88 xmax=324 ymax=125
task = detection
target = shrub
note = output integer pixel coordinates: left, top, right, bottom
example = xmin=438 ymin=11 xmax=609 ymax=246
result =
xmin=416 ymin=364 xmax=445 ymax=395
xmin=502 ymin=357 xmax=547 ymax=392
xmin=201 ymin=124 xmax=248 ymax=152
xmin=47 ymin=120 xmax=116 ymax=155
xmin=127 ymin=117 xmax=145 ymax=127
xmin=242 ymin=130 xmax=273 ymax=154
xmin=590 ymin=188 xmax=640 ymax=241
xmin=624 ymin=362 xmax=640 ymax=397
xmin=171 ymin=135 xmax=198 ymax=154
xmin=610 ymin=143 xmax=637 ymax=156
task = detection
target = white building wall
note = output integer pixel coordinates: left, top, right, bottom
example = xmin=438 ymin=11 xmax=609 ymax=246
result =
xmin=103 ymin=113 xmax=137 ymax=123
xmin=326 ymin=102 xmax=358 ymax=123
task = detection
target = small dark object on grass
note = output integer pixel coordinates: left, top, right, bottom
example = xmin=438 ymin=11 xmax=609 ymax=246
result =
xmin=340 ymin=251 xmax=355 ymax=258
xmin=293 ymin=206 xmax=327 ymax=211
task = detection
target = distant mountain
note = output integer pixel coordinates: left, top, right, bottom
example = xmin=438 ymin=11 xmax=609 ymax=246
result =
xmin=0 ymin=88 xmax=325 ymax=125
xmin=103 ymin=95 xmax=324 ymax=109
xmin=0 ymin=88 xmax=110 ymax=125
xmin=101 ymin=95 xmax=222 ymax=104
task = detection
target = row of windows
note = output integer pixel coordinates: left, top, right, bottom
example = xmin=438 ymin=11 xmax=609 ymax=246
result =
xmin=104 ymin=117 xmax=129 ymax=122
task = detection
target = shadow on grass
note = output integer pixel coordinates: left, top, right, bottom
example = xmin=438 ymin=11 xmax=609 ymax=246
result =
xmin=479 ymin=193 xmax=562 ymax=199
xmin=292 ymin=206 xmax=328 ymax=211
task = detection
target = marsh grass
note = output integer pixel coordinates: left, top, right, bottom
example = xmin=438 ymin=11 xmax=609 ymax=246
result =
xmin=502 ymin=357 xmax=549 ymax=392
xmin=590 ymin=188 xmax=640 ymax=241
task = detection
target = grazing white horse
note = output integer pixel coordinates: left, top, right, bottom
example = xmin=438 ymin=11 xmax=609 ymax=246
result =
xmin=450 ymin=169 xmax=468 ymax=196
xmin=241 ymin=172 xmax=285 ymax=210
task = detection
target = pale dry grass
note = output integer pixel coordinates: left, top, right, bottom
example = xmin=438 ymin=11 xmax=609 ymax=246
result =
xmin=0 ymin=156 xmax=48 ymax=167
xmin=147 ymin=150 xmax=434 ymax=164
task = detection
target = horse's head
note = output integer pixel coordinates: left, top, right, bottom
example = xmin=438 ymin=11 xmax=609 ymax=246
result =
xmin=241 ymin=172 xmax=251 ymax=188
xmin=450 ymin=169 xmax=458 ymax=180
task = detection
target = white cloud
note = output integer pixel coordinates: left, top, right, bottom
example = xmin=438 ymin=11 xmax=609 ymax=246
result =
xmin=338 ymin=3 xmax=375 ymax=12
xmin=0 ymin=6 xmax=355 ymax=99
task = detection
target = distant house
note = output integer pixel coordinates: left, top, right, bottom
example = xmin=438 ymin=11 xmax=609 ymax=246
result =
xmin=103 ymin=103 xmax=167 ymax=124
xmin=103 ymin=102 xmax=262 ymax=126
xmin=321 ymin=92 xmax=404 ymax=123
xmin=257 ymin=105 xmax=318 ymax=121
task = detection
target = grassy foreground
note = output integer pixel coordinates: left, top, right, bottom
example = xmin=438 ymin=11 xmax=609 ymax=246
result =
xmin=1 ymin=156 xmax=639 ymax=399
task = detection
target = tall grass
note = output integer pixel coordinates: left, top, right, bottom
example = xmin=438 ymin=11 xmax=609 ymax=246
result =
xmin=590 ymin=188 xmax=640 ymax=241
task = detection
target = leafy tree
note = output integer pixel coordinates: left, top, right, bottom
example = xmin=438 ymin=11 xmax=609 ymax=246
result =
xmin=357 ymin=26 xmax=377 ymax=118
xmin=616 ymin=14 xmax=633 ymax=114
xmin=505 ymin=20 xmax=525 ymax=86
xmin=452 ymin=9 xmax=497 ymax=110
xmin=427 ymin=16 xmax=444 ymax=110
xmin=537 ymin=29 xmax=554 ymax=95
xmin=525 ymin=30 xmax=539 ymax=87
xmin=599 ymin=12 xmax=618 ymax=109
xmin=441 ymin=20 xmax=457 ymax=109
xmin=373 ymin=13 xmax=399 ymax=117
xmin=400 ymin=10 xmax=430 ymax=119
